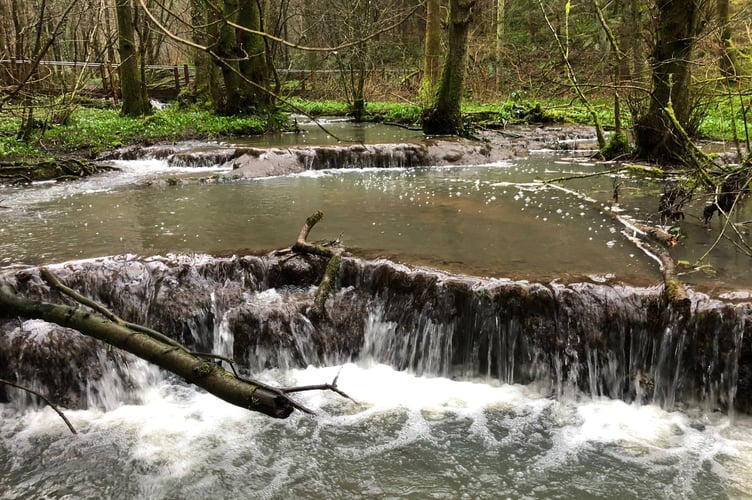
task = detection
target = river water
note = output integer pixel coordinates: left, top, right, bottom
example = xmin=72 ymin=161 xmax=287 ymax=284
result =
xmin=2 ymin=361 xmax=752 ymax=499
xmin=1 ymin=124 xmax=751 ymax=498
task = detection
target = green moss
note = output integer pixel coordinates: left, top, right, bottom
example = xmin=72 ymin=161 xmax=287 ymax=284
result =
xmin=601 ymin=130 xmax=631 ymax=159
xmin=194 ymin=361 xmax=215 ymax=377
xmin=624 ymin=164 xmax=666 ymax=179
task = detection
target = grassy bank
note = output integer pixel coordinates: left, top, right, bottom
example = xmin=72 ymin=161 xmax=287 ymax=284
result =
xmin=0 ymin=95 xmax=746 ymax=164
xmin=0 ymin=105 xmax=290 ymax=160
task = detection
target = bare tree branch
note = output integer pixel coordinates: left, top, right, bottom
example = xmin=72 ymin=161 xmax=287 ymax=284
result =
xmin=0 ymin=378 xmax=77 ymax=434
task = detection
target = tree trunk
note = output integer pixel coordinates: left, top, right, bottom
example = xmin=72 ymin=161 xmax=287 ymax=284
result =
xmin=419 ymin=0 xmax=442 ymax=105
xmin=718 ymin=0 xmax=737 ymax=78
xmin=115 ymin=0 xmax=150 ymax=117
xmin=191 ymin=0 xmax=223 ymax=107
xmin=495 ymin=0 xmax=505 ymax=90
xmin=237 ymin=0 xmax=272 ymax=111
xmin=633 ymin=0 xmax=704 ymax=162
xmin=422 ymin=0 xmax=476 ymax=136
xmin=216 ymin=0 xmax=242 ymax=114
xmin=626 ymin=0 xmax=643 ymax=81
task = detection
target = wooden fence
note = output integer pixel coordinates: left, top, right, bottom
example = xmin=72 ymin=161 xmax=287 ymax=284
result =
xmin=0 ymin=60 xmax=193 ymax=101
xmin=0 ymin=60 xmax=418 ymax=102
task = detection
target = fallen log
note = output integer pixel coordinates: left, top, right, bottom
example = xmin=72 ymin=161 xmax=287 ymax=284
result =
xmin=0 ymin=280 xmax=294 ymax=418
xmin=0 ymin=266 xmax=352 ymax=420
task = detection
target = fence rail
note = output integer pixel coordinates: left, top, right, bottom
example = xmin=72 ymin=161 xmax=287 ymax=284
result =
xmin=0 ymin=59 xmax=418 ymax=101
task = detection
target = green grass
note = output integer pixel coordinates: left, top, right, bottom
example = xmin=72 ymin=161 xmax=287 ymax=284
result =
xmin=696 ymin=94 xmax=752 ymax=142
xmin=0 ymin=104 xmax=290 ymax=159
xmin=1 ymin=93 xmax=745 ymax=161
xmin=283 ymin=97 xmax=422 ymax=124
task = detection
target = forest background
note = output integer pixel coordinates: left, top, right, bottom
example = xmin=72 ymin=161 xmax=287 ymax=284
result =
xmin=0 ymin=0 xmax=750 ymax=169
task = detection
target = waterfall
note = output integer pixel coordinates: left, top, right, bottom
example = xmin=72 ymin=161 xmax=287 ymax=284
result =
xmin=1 ymin=254 xmax=750 ymax=414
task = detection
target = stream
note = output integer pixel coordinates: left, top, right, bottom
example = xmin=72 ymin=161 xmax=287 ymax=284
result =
xmin=1 ymin=122 xmax=751 ymax=498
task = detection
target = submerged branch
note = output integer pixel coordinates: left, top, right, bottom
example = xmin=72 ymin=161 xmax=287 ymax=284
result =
xmin=543 ymin=181 xmax=689 ymax=306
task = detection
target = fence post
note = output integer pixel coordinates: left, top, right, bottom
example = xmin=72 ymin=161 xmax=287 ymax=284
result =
xmin=183 ymin=64 xmax=190 ymax=86
xmin=107 ymin=62 xmax=119 ymax=105
xmin=100 ymin=63 xmax=109 ymax=92
xmin=173 ymin=65 xmax=180 ymax=92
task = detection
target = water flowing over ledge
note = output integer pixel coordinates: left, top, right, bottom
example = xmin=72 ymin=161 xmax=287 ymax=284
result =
xmin=2 ymin=253 xmax=749 ymax=415
xmin=97 ymin=125 xmax=600 ymax=178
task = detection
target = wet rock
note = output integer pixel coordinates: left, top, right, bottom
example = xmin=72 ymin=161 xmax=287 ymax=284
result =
xmin=228 ymin=138 xmax=506 ymax=178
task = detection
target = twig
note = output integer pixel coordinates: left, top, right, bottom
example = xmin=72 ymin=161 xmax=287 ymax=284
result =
xmin=0 ymin=378 xmax=77 ymax=434
xmin=282 ymin=368 xmax=355 ymax=403
xmin=40 ymin=268 xmax=185 ymax=350
xmin=541 ymin=164 xmax=626 ymax=184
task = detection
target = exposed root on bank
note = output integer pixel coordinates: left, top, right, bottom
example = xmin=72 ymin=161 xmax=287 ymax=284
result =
xmin=0 ymin=158 xmax=110 ymax=184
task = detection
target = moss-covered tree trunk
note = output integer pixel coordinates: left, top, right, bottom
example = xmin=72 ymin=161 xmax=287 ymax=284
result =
xmin=216 ymin=0 xmax=242 ymax=114
xmin=633 ymin=0 xmax=703 ymax=162
xmin=237 ymin=0 xmax=272 ymax=111
xmin=190 ymin=0 xmax=223 ymax=107
xmin=214 ymin=0 xmax=272 ymax=114
xmin=419 ymin=0 xmax=443 ymax=105
xmin=115 ymin=0 xmax=150 ymax=117
xmin=0 ymin=280 xmax=294 ymax=418
xmin=422 ymin=0 xmax=476 ymax=136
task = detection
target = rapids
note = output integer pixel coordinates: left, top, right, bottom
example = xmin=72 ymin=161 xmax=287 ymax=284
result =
xmin=2 ymin=363 xmax=752 ymax=498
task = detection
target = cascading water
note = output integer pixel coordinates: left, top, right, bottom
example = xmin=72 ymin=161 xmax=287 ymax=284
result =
xmin=2 ymin=257 xmax=751 ymax=499
xmin=3 ymin=254 xmax=748 ymax=412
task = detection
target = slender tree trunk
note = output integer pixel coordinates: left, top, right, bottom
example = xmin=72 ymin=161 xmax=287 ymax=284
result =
xmin=17 ymin=0 xmax=47 ymax=141
xmin=419 ymin=0 xmax=442 ymax=105
xmin=115 ymin=0 xmax=150 ymax=117
xmin=191 ymin=0 xmax=222 ymax=107
xmin=718 ymin=0 xmax=737 ymax=78
xmin=634 ymin=0 xmax=703 ymax=162
xmin=626 ymin=0 xmax=643 ymax=81
xmin=217 ymin=0 xmax=242 ymax=114
xmin=495 ymin=0 xmax=505 ymax=90
xmin=422 ymin=0 xmax=476 ymax=136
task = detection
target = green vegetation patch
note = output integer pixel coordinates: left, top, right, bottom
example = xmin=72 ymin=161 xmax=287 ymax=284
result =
xmin=0 ymin=104 xmax=290 ymax=158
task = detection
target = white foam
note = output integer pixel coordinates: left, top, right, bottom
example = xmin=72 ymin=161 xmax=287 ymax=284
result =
xmin=2 ymin=363 xmax=751 ymax=497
